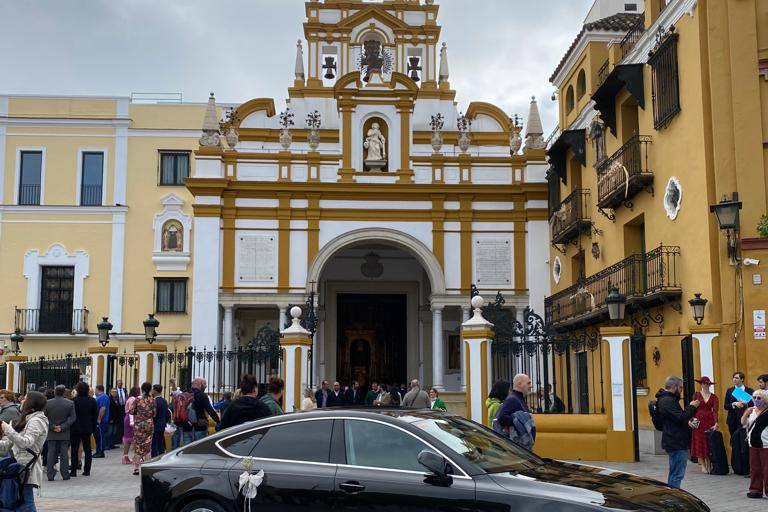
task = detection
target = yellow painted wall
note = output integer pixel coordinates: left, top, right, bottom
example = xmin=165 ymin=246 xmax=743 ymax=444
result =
xmin=8 ymin=97 xmax=117 ymax=118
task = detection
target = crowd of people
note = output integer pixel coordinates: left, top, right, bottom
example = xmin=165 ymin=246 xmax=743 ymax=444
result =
xmin=653 ymin=372 xmax=768 ymax=499
xmin=304 ymin=379 xmax=445 ymax=411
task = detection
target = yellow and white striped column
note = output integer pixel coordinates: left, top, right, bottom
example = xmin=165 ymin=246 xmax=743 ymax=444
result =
xmin=5 ymin=355 xmax=28 ymax=393
xmin=88 ymin=346 xmax=118 ymax=388
xmin=136 ymin=344 xmax=167 ymax=386
xmin=281 ymin=306 xmax=312 ymax=413
xmin=462 ymin=296 xmax=495 ymax=425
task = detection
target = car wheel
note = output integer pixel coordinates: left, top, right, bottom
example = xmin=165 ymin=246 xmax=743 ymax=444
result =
xmin=179 ymin=499 xmax=226 ymax=512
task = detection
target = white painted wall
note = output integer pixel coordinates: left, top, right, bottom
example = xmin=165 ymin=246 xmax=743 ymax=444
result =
xmin=526 ymin=220 xmax=550 ymax=314
xmin=318 ymin=221 xmax=434 ymax=251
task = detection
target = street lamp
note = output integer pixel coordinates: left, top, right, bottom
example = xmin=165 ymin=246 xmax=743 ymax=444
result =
xmin=143 ymin=314 xmax=160 ymax=344
xmin=9 ymin=329 xmax=23 ymax=355
xmin=97 ymin=317 xmax=113 ymax=348
xmin=688 ymin=293 xmax=708 ymax=326
xmin=710 ymin=192 xmax=742 ymax=264
xmin=606 ymin=286 xmax=626 ymax=323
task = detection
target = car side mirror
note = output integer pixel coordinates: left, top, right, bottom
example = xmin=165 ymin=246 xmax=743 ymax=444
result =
xmin=417 ymin=450 xmax=449 ymax=479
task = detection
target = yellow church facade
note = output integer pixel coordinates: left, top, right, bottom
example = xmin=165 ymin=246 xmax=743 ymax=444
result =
xmin=546 ymin=0 xmax=768 ymax=461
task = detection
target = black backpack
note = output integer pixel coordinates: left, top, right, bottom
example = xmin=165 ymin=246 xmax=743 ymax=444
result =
xmin=649 ymin=400 xmax=664 ymax=431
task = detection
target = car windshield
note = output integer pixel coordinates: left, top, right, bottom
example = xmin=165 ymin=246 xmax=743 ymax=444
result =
xmin=412 ymin=416 xmax=542 ymax=474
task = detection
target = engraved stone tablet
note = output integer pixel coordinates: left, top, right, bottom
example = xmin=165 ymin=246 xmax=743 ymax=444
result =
xmin=475 ymin=238 xmax=511 ymax=285
xmin=238 ymin=235 xmax=276 ymax=282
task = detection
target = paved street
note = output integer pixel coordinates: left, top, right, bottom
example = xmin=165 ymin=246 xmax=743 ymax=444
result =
xmin=34 ymin=447 xmax=764 ymax=511
xmin=575 ymin=456 xmax=765 ymax=512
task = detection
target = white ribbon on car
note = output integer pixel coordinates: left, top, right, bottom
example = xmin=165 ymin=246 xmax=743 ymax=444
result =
xmin=239 ymin=457 xmax=264 ymax=512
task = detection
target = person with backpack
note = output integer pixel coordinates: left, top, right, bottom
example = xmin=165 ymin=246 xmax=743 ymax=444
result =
xmin=0 ymin=391 xmax=48 ymax=512
xmin=171 ymin=389 xmax=191 ymax=449
xmin=497 ymin=374 xmax=536 ymax=450
xmin=652 ymin=376 xmax=700 ymax=488
xmin=182 ymin=378 xmax=219 ymax=445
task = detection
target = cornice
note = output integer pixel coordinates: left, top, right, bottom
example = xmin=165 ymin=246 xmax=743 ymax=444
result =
xmin=0 ymin=205 xmax=129 ymax=214
xmin=623 ymin=0 xmax=699 ymax=65
xmin=551 ymin=30 xmax=623 ymax=87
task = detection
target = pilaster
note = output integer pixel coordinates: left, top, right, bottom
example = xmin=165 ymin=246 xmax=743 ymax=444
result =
xmin=462 ymin=296 xmax=494 ymax=425
xmin=88 ymin=346 xmax=118 ymax=388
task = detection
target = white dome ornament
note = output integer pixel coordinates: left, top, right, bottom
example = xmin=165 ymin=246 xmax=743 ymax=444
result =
xmin=239 ymin=457 xmax=265 ymax=512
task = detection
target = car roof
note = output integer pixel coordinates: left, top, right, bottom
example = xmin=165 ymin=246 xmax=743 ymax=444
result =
xmin=211 ymin=407 xmax=450 ymax=438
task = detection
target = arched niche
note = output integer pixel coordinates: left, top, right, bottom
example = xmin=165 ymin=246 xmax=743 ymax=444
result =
xmin=362 ymin=116 xmax=389 ymax=172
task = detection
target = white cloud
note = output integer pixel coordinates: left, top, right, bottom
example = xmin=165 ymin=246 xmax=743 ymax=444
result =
xmin=0 ymin=0 xmax=593 ymax=132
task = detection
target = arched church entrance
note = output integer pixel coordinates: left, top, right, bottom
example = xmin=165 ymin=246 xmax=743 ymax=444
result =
xmin=308 ymin=229 xmax=445 ymax=390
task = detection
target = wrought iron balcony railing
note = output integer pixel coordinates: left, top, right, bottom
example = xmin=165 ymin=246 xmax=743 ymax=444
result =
xmin=550 ymin=189 xmax=591 ymax=245
xmin=545 ymin=245 xmax=681 ymax=328
xmin=14 ymin=308 xmax=89 ymax=334
xmin=597 ymin=60 xmax=610 ymax=88
xmin=595 ymin=134 xmax=653 ymax=210
xmin=619 ymin=23 xmax=645 ymax=61
xmin=80 ymin=185 xmax=103 ymax=206
xmin=18 ymin=184 xmax=41 ymax=206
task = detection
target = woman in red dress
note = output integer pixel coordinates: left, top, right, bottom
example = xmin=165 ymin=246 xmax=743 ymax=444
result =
xmin=691 ymin=376 xmax=719 ymax=473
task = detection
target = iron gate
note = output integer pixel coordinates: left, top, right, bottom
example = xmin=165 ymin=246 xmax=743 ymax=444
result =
xmin=19 ymin=353 xmax=90 ymax=391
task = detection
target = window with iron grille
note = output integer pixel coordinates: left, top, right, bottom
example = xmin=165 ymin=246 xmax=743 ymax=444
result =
xmin=159 ymin=152 xmax=190 ymax=185
xmin=648 ymin=32 xmax=681 ymax=130
xmin=155 ymin=278 xmax=187 ymax=313
xmin=19 ymin=151 xmax=42 ymax=205
xmin=630 ymin=332 xmax=648 ymax=388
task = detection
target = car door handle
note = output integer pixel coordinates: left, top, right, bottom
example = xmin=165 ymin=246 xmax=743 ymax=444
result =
xmin=339 ymin=481 xmax=366 ymax=494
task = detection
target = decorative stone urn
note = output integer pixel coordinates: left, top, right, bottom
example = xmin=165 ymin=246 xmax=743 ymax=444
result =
xmin=509 ymin=126 xmax=522 ymax=155
xmin=308 ymin=128 xmax=320 ymax=151
xmin=458 ymin=131 xmax=471 ymax=153
xmin=431 ymin=131 xmax=443 ymax=153
xmin=279 ymin=128 xmax=292 ymax=150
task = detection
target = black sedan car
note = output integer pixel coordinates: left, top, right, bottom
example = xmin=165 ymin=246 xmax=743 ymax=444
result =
xmin=136 ymin=408 xmax=709 ymax=512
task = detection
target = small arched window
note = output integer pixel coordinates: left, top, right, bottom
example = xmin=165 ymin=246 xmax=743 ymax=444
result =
xmin=566 ymin=86 xmax=575 ymax=113
xmin=577 ymin=70 xmax=587 ymax=99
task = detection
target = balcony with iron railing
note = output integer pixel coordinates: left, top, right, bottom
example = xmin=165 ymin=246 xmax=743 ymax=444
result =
xmin=18 ymin=184 xmax=41 ymax=205
xmin=15 ymin=308 xmax=89 ymax=334
xmin=550 ymin=189 xmax=591 ymax=246
xmin=619 ymin=22 xmax=645 ymax=61
xmin=80 ymin=185 xmax=103 ymax=206
xmin=596 ymin=135 xmax=653 ymax=210
xmin=545 ymin=245 xmax=681 ymax=329
xmin=597 ymin=60 xmax=610 ymax=88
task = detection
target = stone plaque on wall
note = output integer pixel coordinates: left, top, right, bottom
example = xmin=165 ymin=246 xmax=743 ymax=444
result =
xmin=474 ymin=238 xmax=511 ymax=285
xmin=238 ymin=235 xmax=276 ymax=282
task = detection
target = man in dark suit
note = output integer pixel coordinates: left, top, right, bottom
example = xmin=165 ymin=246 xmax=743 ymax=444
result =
xmin=44 ymin=385 xmax=76 ymax=481
xmin=327 ymin=382 xmax=345 ymax=407
xmin=724 ymin=371 xmax=754 ymax=435
xmin=151 ymin=384 xmax=170 ymax=457
xmin=315 ymin=380 xmax=330 ymax=408
xmin=114 ymin=379 xmax=127 ymax=444
xmin=345 ymin=381 xmax=365 ymax=406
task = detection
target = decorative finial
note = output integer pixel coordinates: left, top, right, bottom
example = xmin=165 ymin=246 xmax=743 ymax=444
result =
xmin=199 ymin=92 xmax=221 ymax=147
xmin=524 ymin=96 xmax=546 ymax=151
xmin=439 ymin=42 xmax=449 ymax=84
xmin=295 ymin=40 xmax=305 ymax=81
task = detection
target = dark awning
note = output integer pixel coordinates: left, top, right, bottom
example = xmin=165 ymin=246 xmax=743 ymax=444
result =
xmin=591 ymin=63 xmax=645 ymax=135
xmin=546 ymin=129 xmax=586 ymax=183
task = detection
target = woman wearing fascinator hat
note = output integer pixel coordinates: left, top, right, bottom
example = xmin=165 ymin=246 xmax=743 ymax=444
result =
xmin=690 ymin=376 xmax=719 ymax=473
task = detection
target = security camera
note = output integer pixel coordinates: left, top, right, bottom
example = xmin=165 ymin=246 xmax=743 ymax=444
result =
xmin=743 ymin=258 xmax=760 ymax=266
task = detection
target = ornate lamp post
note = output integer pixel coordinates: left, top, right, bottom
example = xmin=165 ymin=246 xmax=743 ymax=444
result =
xmin=97 ymin=317 xmax=113 ymax=348
xmin=709 ymin=192 xmax=742 ymax=264
xmin=688 ymin=293 xmax=708 ymax=326
xmin=143 ymin=314 xmax=160 ymax=344
xmin=606 ymin=286 xmax=627 ymax=324
xmin=9 ymin=329 xmax=23 ymax=356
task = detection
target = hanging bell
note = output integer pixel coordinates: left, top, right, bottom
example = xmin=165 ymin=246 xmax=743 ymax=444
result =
xmin=323 ymin=56 xmax=337 ymax=80
xmin=407 ymin=56 xmax=422 ymax=82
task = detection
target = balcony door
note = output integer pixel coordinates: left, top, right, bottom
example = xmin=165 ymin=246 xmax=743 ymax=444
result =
xmin=39 ymin=266 xmax=74 ymax=333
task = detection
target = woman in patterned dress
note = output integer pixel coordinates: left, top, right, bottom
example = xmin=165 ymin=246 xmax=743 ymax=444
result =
xmin=130 ymin=382 xmax=155 ymax=475
xmin=690 ymin=376 xmax=719 ymax=474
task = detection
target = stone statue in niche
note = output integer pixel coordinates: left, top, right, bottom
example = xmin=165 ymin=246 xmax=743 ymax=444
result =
xmin=162 ymin=221 xmax=183 ymax=252
xmin=364 ymin=122 xmax=387 ymax=171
